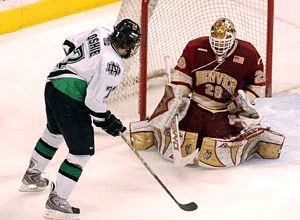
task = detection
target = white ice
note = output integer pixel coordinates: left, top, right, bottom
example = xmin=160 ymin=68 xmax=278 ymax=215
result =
xmin=0 ymin=0 xmax=41 ymax=12
xmin=0 ymin=1 xmax=300 ymax=220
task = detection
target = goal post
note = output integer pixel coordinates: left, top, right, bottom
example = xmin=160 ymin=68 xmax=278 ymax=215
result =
xmin=266 ymin=0 xmax=274 ymax=99
xmin=139 ymin=0 xmax=150 ymax=121
xmin=109 ymin=0 xmax=274 ymax=122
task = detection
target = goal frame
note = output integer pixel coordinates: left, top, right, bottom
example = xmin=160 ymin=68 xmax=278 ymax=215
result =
xmin=138 ymin=0 xmax=274 ymax=120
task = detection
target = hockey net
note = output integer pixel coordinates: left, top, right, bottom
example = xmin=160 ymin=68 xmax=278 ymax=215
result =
xmin=107 ymin=0 xmax=274 ymax=125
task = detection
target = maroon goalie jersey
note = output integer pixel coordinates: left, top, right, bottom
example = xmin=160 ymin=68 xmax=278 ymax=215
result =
xmin=172 ymin=36 xmax=265 ymax=113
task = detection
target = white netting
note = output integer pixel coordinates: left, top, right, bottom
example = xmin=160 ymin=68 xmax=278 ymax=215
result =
xmin=107 ymin=0 xmax=270 ymax=124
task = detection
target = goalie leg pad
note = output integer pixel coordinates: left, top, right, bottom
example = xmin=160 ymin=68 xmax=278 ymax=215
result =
xmin=179 ymin=131 xmax=199 ymax=159
xmin=130 ymin=120 xmax=199 ymax=165
xmin=129 ymin=120 xmax=173 ymax=161
xmin=129 ymin=121 xmax=155 ymax=150
xmin=197 ymin=127 xmax=285 ymax=168
xmin=130 ymin=121 xmax=285 ymax=166
xmin=256 ymin=129 xmax=285 ymax=159
xmin=158 ymin=129 xmax=199 ymax=164
xmin=197 ymin=128 xmax=264 ymax=168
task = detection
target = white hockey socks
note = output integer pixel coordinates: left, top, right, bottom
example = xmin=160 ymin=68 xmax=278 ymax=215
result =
xmin=55 ymin=154 xmax=90 ymax=200
xmin=30 ymin=128 xmax=63 ymax=172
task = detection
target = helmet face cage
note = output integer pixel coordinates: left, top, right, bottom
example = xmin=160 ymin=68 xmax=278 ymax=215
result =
xmin=209 ymin=18 xmax=236 ymax=56
xmin=110 ymin=19 xmax=141 ymax=58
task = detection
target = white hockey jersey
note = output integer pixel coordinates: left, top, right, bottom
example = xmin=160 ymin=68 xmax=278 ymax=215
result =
xmin=47 ymin=27 xmax=125 ymax=116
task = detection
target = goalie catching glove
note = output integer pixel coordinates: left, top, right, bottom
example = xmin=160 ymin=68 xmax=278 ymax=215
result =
xmin=92 ymin=111 xmax=126 ymax=136
xmin=227 ymin=90 xmax=262 ymax=128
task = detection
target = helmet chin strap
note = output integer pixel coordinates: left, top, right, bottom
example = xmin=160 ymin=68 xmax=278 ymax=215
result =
xmin=210 ymin=40 xmax=237 ymax=78
xmin=121 ymin=50 xmax=131 ymax=59
xmin=191 ymin=40 xmax=239 ymax=73
xmin=111 ymin=42 xmax=131 ymax=59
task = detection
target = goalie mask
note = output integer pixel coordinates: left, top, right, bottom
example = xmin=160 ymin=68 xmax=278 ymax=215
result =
xmin=110 ymin=19 xmax=141 ymax=59
xmin=209 ymin=18 xmax=236 ymax=56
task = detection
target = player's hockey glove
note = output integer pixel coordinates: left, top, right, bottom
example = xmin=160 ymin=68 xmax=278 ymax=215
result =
xmin=227 ymin=90 xmax=262 ymax=128
xmin=93 ymin=111 xmax=126 ymax=136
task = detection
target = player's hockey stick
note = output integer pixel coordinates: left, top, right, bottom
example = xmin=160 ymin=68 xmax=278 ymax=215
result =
xmin=120 ymin=133 xmax=198 ymax=211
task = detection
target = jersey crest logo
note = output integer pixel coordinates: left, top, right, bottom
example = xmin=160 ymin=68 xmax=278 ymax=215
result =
xmin=106 ymin=62 xmax=121 ymax=76
xmin=177 ymin=56 xmax=186 ymax=69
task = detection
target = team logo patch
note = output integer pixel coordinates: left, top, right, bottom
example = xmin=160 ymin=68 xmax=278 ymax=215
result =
xmin=185 ymin=144 xmax=192 ymax=155
xmin=233 ymin=55 xmax=244 ymax=64
xmin=177 ymin=56 xmax=186 ymax=69
xmin=203 ymin=150 xmax=212 ymax=160
xmin=106 ymin=61 xmax=120 ymax=76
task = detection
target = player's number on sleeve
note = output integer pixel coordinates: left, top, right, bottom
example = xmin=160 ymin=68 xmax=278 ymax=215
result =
xmin=254 ymin=70 xmax=265 ymax=84
xmin=104 ymin=86 xmax=116 ymax=98
xmin=205 ymin=84 xmax=223 ymax=99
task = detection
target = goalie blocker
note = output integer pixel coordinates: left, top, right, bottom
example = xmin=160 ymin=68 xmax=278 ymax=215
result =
xmin=129 ymin=121 xmax=285 ymax=168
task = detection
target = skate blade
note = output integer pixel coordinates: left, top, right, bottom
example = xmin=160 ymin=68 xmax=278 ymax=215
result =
xmin=44 ymin=209 xmax=80 ymax=220
xmin=19 ymin=183 xmax=47 ymax=192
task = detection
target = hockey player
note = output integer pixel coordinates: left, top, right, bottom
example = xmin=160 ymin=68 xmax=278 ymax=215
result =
xmin=19 ymin=19 xmax=141 ymax=219
xmin=130 ymin=18 xmax=284 ymax=168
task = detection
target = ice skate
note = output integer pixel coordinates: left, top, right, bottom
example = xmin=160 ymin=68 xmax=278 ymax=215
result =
xmin=19 ymin=159 xmax=49 ymax=192
xmin=44 ymin=183 xmax=80 ymax=220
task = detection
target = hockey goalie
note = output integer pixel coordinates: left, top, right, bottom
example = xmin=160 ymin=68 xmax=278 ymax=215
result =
xmin=129 ymin=18 xmax=285 ymax=168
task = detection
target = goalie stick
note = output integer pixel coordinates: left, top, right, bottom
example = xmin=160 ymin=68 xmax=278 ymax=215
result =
xmin=164 ymin=55 xmax=199 ymax=167
xmin=120 ymin=133 xmax=198 ymax=211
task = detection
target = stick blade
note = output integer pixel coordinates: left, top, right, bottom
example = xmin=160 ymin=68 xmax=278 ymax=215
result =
xmin=179 ymin=202 xmax=198 ymax=211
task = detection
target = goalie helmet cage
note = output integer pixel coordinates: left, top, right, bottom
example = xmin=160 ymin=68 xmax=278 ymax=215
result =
xmin=109 ymin=0 xmax=274 ymax=121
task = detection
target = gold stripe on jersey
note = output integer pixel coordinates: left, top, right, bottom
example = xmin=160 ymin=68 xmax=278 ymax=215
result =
xmin=192 ymin=93 xmax=230 ymax=113
xmin=246 ymin=84 xmax=266 ymax=98
xmin=172 ymin=69 xmax=192 ymax=87
xmin=195 ymin=70 xmax=237 ymax=95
